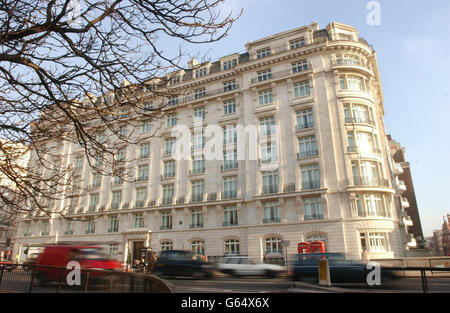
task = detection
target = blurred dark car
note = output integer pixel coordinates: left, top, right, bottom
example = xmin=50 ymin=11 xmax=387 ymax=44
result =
xmin=292 ymin=253 xmax=399 ymax=285
xmin=0 ymin=261 xmax=14 ymax=272
xmin=153 ymin=250 xmax=215 ymax=279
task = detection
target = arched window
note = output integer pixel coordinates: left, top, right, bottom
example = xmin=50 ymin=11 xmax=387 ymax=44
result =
xmin=191 ymin=240 xmax=205 ymax=256
xmin=305 ymin=233 xmax=328 ymax=251
xmin=224 ymin=239 xmax=240 ymax=256
xmin=265 ymin=237 xmax=283 ymax=254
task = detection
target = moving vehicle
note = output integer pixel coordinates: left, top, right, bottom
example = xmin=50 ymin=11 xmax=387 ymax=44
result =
xmin=22 ymin=253 xmax=40 ymax=271
xmin=292 ymin=253 xmax=399 ymax=285
xmin=217 ymin=256 xmax=285 ymax=277
xmin=153 ymin=250 xmax=214 ymax=279
xmin=35 ymin=245 xmax=123 ymax=284
xmin=0 ymin=261 xmax=14 ymax=272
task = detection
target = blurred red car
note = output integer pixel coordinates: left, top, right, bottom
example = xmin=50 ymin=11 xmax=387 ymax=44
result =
xmin=35 ymin=245 xmax=122 ymax=283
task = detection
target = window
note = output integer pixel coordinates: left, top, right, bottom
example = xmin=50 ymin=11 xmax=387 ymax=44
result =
xmin=304 ymin=198 xmax=324 ymax=220
xmin=168 ymin=96 xmax=178 ymax=107
xmin=141 ymin=121 xmax=151 ymax=133
xmin=109 ymin=244 xmax=118 ymax=257
xmin=223 ymin=176 xmax=238 ymax=199
xmin=195 ymin=67 xmax=207 ymax=78
xmin=290 ymin=38 xmax=306 ymax=49
xmin=91 ymin=172 xmax=101 ymax=187
xmin=162 ymin=185 xmax=174 ymax=205
xmin=260 ymin=142 xmax=278 ymax=163
xmin=192 ymin=133 xmax=205 ymax=151
xmin=41 ymin=221 xmax=50 ymax=236
xmin=366 ymin=232 xmax=388 ymax=252
xmin=24 ymin=222 xmax=31 ymax=236
xmin=257 ymin=69 xmax=272 ymax=82
xmin=222 ymin=59 xmax=237 ymax=70
xmin=118 ymin=126 xmax=127 ymax=137
xmin=134 ymin=213 xmax=144 ymax=228
xmin=167 ymin=114 xmax=177 ymax=127
xmin=192 ymin=107 xmax=205 ymax=122
xmin=88 ymin=194 xmax=99 ymax=212
xmin=263 ymin=202 xmax=280 ymax=223
xmin=306 ymin=234 xmax=327 ymax=251
xmin=256 ymin=48 xmax=271 ymax=59
xmin=298 ymin=135 xmax=318 ymax=158
xmin=223 ymin=99 xmax=236 ymax=115
xmin=110 ymin=191 xmax=122 ymax=211
xmin=265 ymin=237 xmax=283 ymax=254
xmin=168 ymin=75 xmax=180 ymax=86
xmin=347 ymin=131 xmax=379 ymax=154
xmin=112 ymin=168 xmax=124 ymax=185
xmin=137 ymin=164 xmax=149 ymax=181
xmin=223 ymin=150 xmax=238 ymax=170
xmin=259 ymin=116 xmax=275 ymax=137
xmin=108 ymin=216 xmax=119 ymax=233
xmin=293 ymin=80 xmax=310 ymax=97
xmin=135 ymin=188 xmax=147 ymax=208
xmin=140 ymin=142 xmax=150 ymax=159
xmin=355 ymin=194 xmax=388 ymax=217
xmin=86 ymin=220 xmax=95 ymax=234
xmin=64 ymin=221 xmax=73 ymax=235
xmin=352 ymin=160 xmax=382 ymax=186
xmin=223 ymin=206 xmax=238 ymax=226
xmin=161 ymin=211 xmax=172 ymax=230
xmin=301 ymin=164 xmax=320 ymax=190
xmin=292 ymin=60 xmax=309 ymax=73
xmin=190 ymin=209 xmax=204 ymax=228
xmin=223 ymin=80 xmax=237 ymax=92
xmin=194 ymin=87 xmax=206 ymax=100
xmin=68 ymin=197 xmax=78 ymax=214
xmin=161 ymin=241 xmax=173 ymax=251
xmin=224 ymin=240 xmax=240 ymax=256
xmin=164 ymin=138 xmax=176 ymax=155
xmin=258 ymin=89 xmax=273 ymax=106
xmin=192 ymin=155 xmax=205 ymax=174
xmin=115 ymin=147 xmax=126 ymax=162
xmin=339 ymin=74 xmax=367 ymax=92
xmin=344 ymin=103 xmax=374 ymax=125
xmin=262 ymin=170 xmax=279 ymax=194
xmin=163 ymin=160 xmax=176 ymax=178
xmin=143 ymin=103 xmax=153 ymax=111
xmin=75 ymin=156 xmax=83 ymax=170
xmin=192 ymin=240 xmax=205 ymax=255
xmin=223 ymin=126 xmax=237 ymax=145
xmin=336 ymin=53 xmax=362 ymax=66
xmin=94 ymin=154 xmax=103 ymax=167
xmin=191 ymin=181 xmax=205 ymax=202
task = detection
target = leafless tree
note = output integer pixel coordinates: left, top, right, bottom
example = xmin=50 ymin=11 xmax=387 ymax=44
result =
xmin=0 ymin=0 xmax=241 ymax=220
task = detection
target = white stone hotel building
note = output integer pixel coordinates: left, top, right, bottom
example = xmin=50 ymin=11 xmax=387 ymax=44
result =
xmin=13 ymin=22 xmax=414 ymax=264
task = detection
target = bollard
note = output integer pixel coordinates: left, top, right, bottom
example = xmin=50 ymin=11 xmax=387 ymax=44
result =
xmin=318 ymin=259 xmax=331 ymax=287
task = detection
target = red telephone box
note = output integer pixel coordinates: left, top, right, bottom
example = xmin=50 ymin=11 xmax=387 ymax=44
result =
xmin=310 ymin=241 xmax=326 ymax=253
xmin=297 ymin=242 xmax=310 ymax=254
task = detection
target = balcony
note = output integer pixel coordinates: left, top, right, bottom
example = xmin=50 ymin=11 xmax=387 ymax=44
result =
xmin=160 ymin=225 xmax=172 ymax=230
xmin=304 ymin=213 xmax=324 ymax=221
xmin=108 ymin=228 xmax=119 ymax=233
xmin=40 ymin=232 xmax=49 ymax=236
xmin=189 ymin=168 xmax=205 ymax=175
xmin=301 ymin=180 xmax=321 ymax=190
xmin=347 ymin=146 xmax=382 ymax=155
xmin=64 ymin=230 xmax=74 ymax=235
xmin=331 ymin=58 xmax=373 ymax=75
xmin=110 ymin=203 xmax=120 ymax=211
xmin=344 ymin=117 xmax=376 ymax=127
xmin=401 ymin=197 xmax=410 ymax=208
xmin=223 ymin=221 xmax=238 ymax=227
xmin=396 ymin=180 xmax=407 ymax=192
xmin=263 ymin=217 xmax=281 ymax=224
xmin=296 ymin=122 xmax=315 ymax=131
xmin=184 ymin=84 xmax=240 ymax=103
xmin=297 ymin=150 xmax=319 ymax=159
xmin=261 ymin=185 xmax=279 ymax=195
xmin=353 ymin=176 xmax=389 ymax=187
xmin=250 ymin=64 xmax=312 ymax=85
xmin=87 ymin=206 xmax=97 ymax=213
xmin=222 ymin=191 xmax=238 ymax=200
xmin=190 ymin=194 xmax=205 ymax=203
xmin=402 ymin=216 xmax=413 ymax=227
xmin=394 ymin=163 xmax=404 ymax=175
xmin=190 ymin=223 xmax=204 ymax=229
xmin=161 ymin=198 xmax=173 ymax=206
xmin=134 ymin=200 xmax=146 ymax=208
xmin=221 ymin=163 xmax=238 ymax=171
xmin=85 ymin=229 xmax=95 ymax=234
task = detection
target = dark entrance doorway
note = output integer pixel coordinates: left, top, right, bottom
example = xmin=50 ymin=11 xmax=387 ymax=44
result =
xmin=133 ymin=241 xmax=145 ymax=262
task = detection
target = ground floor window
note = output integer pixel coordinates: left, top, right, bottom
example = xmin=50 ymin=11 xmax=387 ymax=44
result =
xmin=265 ymin=237 xmax=283 ymax=254
xmin=224 ymin=239 xmax=240 ymax=256
xmin=192 ymin=240 xmax=205 ymax=256
xmin=360 ymin=232 xmax=389 ymax=252
xmin=161 ymin=241 xmax=173 ymax=251
xmin=109 ymin=244 xmax=118 ymax=257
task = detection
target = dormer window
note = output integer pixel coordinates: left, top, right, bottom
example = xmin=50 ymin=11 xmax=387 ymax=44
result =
xmin=168 ymin=75 xmax=180 ymax=86
xmin=290 ymin=37 xmax=306 ymax=49
xmin=222 ymin=59 xmax=237 ymax=70
xmin=256 ymin=48 xmax=271 ymax=59
xmin=195 ymin=67 xmax=208 ymax=78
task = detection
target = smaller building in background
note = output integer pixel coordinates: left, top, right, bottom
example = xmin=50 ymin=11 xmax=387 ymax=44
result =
xmin=431 ymin=229 xmax=444 ymax=255
xmin=442 ymin=215 xmax=450 ymax=256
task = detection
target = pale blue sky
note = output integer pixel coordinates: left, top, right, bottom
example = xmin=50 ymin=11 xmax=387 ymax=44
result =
xmin=174 ymin=0 xmax=449 ymax=237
